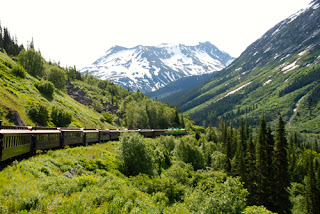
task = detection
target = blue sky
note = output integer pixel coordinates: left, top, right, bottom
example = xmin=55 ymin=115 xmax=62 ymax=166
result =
xmin=0 ymin=0 xmax=311 ymax=68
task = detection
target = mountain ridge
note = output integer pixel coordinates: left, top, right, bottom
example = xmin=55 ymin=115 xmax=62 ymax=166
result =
xmin=163 ymin=0 xmax=320 ymax=133
xmin=81 ymin=42 xmax=234 ymax=93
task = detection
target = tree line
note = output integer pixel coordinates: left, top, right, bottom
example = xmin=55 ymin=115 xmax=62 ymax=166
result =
xmin=0 ymin=22 xmax=24 ymax=56
xmin=118 ymin=115 xmax=320 ymax=213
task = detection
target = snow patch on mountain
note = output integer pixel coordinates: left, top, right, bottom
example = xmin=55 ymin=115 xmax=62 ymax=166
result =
xmin=81 ymin=42 xmax=234 ymax=92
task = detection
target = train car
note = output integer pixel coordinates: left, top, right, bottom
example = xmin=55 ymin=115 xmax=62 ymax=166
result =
xmin=84 ymin=129 xmax=100 ymax=145
xmin=166 ymin=128 xmax=186 ymax=136
xmin=109 ymin=129 xmax=120 ymax=140
xmin=60 ymin=129 xmax=84 ymax=147
xmin=0 ymin=129 xmax=33 ymax=161
xmin=0 ymin=125 xmax=31 ymax=130
xmin=32 ymin=129 xmax=61 ymax=150
xmin=153 ymin=129 xmax=166 ymax=137
xmin=99 ymin=129 xmax=111 ymax=142
xmin=138 ymin=129 xmax=154 ymax=138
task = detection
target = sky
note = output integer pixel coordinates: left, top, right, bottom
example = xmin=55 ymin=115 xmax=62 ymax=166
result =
xmin=0 ymin=0 xmax=312 ymax=69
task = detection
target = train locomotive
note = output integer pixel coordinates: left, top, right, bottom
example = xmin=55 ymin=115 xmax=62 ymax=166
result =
xmin=0 ymin=120 xmax=186 ymax=162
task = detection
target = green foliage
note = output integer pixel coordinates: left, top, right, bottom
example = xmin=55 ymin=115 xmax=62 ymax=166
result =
xmin=118 ymin=132 xmax=153 ymax=176
xmin=11 ymin=63 xmax=26 ymax=78
xmin=102 ymin=111 xmax=114 ymax=123
xmin=174 ymin=136 xmax=204 ymax=170
xmin=34 ymin=80 xmax=54 ymax=97
xmin=18 ymin=48 xmax=44 ymax=77
xmin=184 ymin=177 xmax=248 ymax=214
xmin=243 ymin=206 xmax=276 ymax=214
xmin=273 ymin=116 xmax=291 ymax=213
xmin=47 ymin=66 xmax=67 ymax=90
xmin=93 ymin=99 xmax=103 ymax=113
xmin=122 ymin=94 xmax=178 ymax=129
xmin=51 ymin=105 xmax=72 ymax=127
xmin=26 ymin=102 xmax=49 ymax=126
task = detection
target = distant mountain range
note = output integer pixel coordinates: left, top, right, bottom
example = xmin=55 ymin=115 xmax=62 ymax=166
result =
xmin=81 ymin=42 xmax=234 ymax=93
xmin=162 ymin=0 xmax=320 ymax=133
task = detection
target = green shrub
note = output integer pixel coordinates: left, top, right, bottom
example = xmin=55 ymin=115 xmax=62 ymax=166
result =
xmin=27 ymin=103 xmax=49 ymax=126
xmin=118 ymin=132 xmax=153 ymax=176
xmin=243 ymin=206 xmax=276 ymax=213
xmin=51 ymin=106 xmax=72 ymax=127
xmin=11 ymin=64 xmax=26 ymax=78
xmin=47 ymin=66 xmax=67 ymax=90
xmin=93 ymin=99 xmax=103 ymax=113
xmin=35 ymin=80 xmax=54 ymax=97
xmin=18 ymin=49 xmax=44 ymax=77
xmin=102 ymin=111 xmax=114 ymax=123
xmin=174 ymin=136 xmax=204 ymax=170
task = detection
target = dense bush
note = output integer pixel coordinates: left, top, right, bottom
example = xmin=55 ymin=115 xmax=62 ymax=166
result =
xmin=34 ymin=80 xmax=54 ymax=97
xmin=47 ymin=66 xmax=67 ymax=90
xmin=26 ymin=102 xmax=49 ymax=126
xmin=118 ymin=132 xmax=153 ymax=176
xmin=174 ymin=136 xmax=205 ymax=170
xmin=102 ymin=111 xmax=114 ymax=123
xmin=18 ymin=48 xmax=44 ymax=77
xmin=11 ymin=64 xmax=26 ymax=78
xmin=93 ymin=99 xmax=103 ymax=113
xmin=51 ymin=105 xmax=72 ymax=127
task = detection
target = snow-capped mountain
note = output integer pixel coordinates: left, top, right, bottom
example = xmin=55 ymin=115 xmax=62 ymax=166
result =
xmin=81 ymin=42 xmax=234 ymax=92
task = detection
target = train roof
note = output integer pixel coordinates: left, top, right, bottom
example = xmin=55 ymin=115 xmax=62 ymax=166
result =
xmin=31 ymin=130 xmax=61 ymax=134
xmin=0 ymin=129 xmax=33 ymax=134
xmin=83 ymin=129 xmax=99 ymax=133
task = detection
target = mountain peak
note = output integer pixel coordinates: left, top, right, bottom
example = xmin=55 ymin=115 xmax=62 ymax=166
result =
xmin=81 ymin=42 xmax=235 ymax=93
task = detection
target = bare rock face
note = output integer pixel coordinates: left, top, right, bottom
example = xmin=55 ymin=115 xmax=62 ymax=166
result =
xmin=66 ymin=81 xmax=93 ymax=107
xmin=7 ymin=108 xmax=24 ymax=126
xmin=66 ymin=81 xmax=123 ymax=119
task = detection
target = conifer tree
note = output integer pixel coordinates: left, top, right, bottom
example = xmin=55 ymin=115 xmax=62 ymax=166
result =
xmin=225 ymin=123 xmax=232 ymax=174
xmin=174 ymin=107 xmax=180 ymax=127
xmin=180 ymin=114 xmax=185 ymax=128
xmin=255 ymin=116 xmax=270 ymax=207
xmin=273 ymin=116 xmax=291 ymax=213
xmin=222 ymin=122 xmax=231 ymax=174
xmin=246 ymin=130 xmax=257 ymax=205
xmin=233 ymin=118 xmax=246 ymax=182
xmin=305 ymin=152 xmax=320 ymax=214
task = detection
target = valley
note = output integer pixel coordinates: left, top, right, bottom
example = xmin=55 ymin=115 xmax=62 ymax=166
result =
xmin=1 ymin=0 xmax=320 ymax=213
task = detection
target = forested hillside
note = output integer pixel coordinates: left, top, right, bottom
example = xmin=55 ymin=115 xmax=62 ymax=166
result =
xmin=163 ymin=0 xmax=320 ymax=134
xmin=0 ymin=23 xmax=186 ymax=129
xmin=1 ymin=115 xmax=319 ymax=213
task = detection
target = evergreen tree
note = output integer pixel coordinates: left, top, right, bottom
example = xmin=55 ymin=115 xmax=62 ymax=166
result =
xmin=289 ymin=141 xmax=297 ymax=182
xmin=233 ymin=118 xmax=246 ymax=183
xmin=305 ymin=152 xmax=320 ymax=214
xmin=313 ymin=139 xmax=319 ymax=153
xmin=180 ymin=114 xmax=185 ymax=128
xmin=273 ymin=116 xmax=291 ymax=213
xmin=174 ymin=107 xmax=180 ymax=127
xmin=3 ymin=27 xmax=11 ymax=53
xmin=225 ymin=123 xmax=232 ymax=174
xmin=246 ymin=129 xmax=256 ymax=205
xmin=255 ymin=116 xmax=270 ymax=207
xmin=266 ymin=126 xmax=275 ymax=210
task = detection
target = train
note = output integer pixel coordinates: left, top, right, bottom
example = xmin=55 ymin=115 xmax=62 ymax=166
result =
xmin=0 ymin=121 xmax=186 ymax=162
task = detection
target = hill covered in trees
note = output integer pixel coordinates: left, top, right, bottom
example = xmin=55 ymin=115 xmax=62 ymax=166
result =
xmin=0 ymin=23 xmax=186 ymax=129
xmin=163 ymin=0 xmax=320 ymax=134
